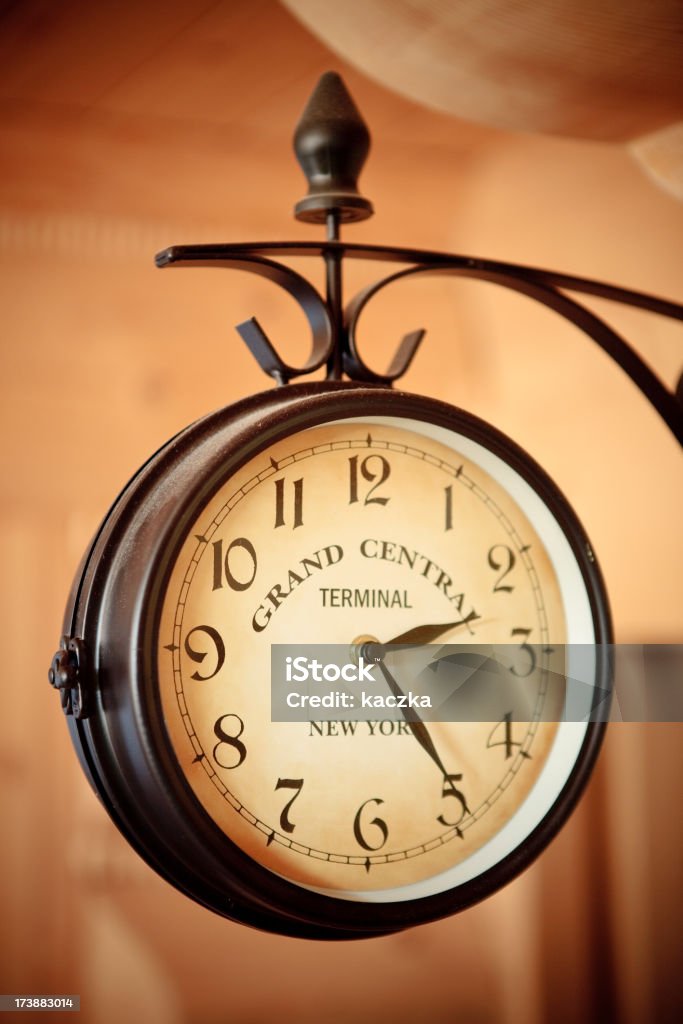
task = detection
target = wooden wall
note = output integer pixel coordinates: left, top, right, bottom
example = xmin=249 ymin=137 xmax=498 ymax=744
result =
xmin=0 ymin=2 xmax=681 ymax=1021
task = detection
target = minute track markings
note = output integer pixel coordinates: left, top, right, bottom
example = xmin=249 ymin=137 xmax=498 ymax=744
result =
xmin=182 ymin=730 xmax=491 ymax=864
xmin=224 ymin=813 xmax=473 ymax=865
xmin=180 ymin=739 xmax=542 ymax=865
xmin=164 ymin=430 xmax=555 ymax=868
xmin=182 ymin=440 xmax=536 ymax=571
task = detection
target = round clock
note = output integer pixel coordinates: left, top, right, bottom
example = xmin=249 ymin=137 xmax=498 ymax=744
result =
xmin=50 ymin=381 xmax=611 ymax=939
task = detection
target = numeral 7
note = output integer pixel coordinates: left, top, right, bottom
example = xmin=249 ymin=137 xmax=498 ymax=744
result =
xmin=275 ymin=777 xmax=304 ymax=833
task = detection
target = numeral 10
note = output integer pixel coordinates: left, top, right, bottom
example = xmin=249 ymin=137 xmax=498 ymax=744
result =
xmin=212 ymin=537 xmax=258 ymax=591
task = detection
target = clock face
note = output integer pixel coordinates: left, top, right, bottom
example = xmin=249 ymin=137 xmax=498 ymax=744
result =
xmin=157 ymin=414 xmax=598 ymax=903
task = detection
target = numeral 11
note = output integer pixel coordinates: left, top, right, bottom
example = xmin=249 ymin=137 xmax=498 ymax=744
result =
xmin=274 ymin=477 xmax=303 ymax=529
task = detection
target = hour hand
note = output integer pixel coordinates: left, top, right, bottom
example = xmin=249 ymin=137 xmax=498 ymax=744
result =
xmin=381 ymin=612 xmax=482 ymax=649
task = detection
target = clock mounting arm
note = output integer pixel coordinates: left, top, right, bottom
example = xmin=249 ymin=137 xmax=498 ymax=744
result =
xmin=155 ymin=72 xmax=683 ymax=445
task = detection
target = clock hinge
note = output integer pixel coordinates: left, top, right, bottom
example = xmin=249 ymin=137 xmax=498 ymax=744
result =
xmin=48 ymin=636 xmax=91 ymax=720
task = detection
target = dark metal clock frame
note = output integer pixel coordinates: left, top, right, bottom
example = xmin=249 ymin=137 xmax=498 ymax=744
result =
xmin=51 ymin=382 xmax=611 ymax=938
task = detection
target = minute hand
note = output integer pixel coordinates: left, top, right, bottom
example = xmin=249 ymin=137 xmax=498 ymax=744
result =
xmin=375 ymin=660 xmax=453 ymax=781
xmin=373 ymin=658 xmax=470 ymax=824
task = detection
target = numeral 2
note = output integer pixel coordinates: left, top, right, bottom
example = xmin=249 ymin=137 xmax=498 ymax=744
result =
xmin=487 ymin=545 xmax=516 ymax=592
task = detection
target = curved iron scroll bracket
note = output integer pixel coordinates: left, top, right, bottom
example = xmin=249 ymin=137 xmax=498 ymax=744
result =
xmin=155 ymin=241 xmax=683 ymax=446
xmin=155 ymin=250 xmax=333 ymax=385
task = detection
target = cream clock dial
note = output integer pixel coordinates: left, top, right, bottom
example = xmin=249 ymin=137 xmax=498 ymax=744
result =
xmin=159 ymin=416 xmax=580 ymax=900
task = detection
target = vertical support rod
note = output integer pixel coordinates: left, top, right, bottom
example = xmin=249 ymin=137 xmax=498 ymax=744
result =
xmin=325 ymin=211 xmax=343 ymax=379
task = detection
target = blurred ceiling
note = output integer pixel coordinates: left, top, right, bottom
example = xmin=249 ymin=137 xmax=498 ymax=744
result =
xmin=0 ymin=0 xmax=520 ymax=263
xmin=282 ymin=0 xmax=683 ymax=199
xmin=1 ymin=0 xmax=681 ymax=219
xmin=283 ymin=0 xmax=683 ymax=141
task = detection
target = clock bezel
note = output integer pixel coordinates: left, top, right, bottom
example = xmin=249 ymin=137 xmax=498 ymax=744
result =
xmin=64 ymin=381 xmax=612 ymax=938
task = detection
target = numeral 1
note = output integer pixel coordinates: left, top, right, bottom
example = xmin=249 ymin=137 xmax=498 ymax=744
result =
xmin=444 ymin=485 xmax=453 ymax=530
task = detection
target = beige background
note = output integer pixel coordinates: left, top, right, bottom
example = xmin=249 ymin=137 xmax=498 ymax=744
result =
xmin=0 ymin=2 xmax=681 ymax=1022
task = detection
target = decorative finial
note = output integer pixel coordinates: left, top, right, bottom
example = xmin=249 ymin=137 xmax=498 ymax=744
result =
xmin=293 ymin=71 xmax=373 ymax=225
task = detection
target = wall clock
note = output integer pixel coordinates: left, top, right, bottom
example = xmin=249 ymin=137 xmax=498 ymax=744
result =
xmin=48 ymin=73 xmax=682 ymax=939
